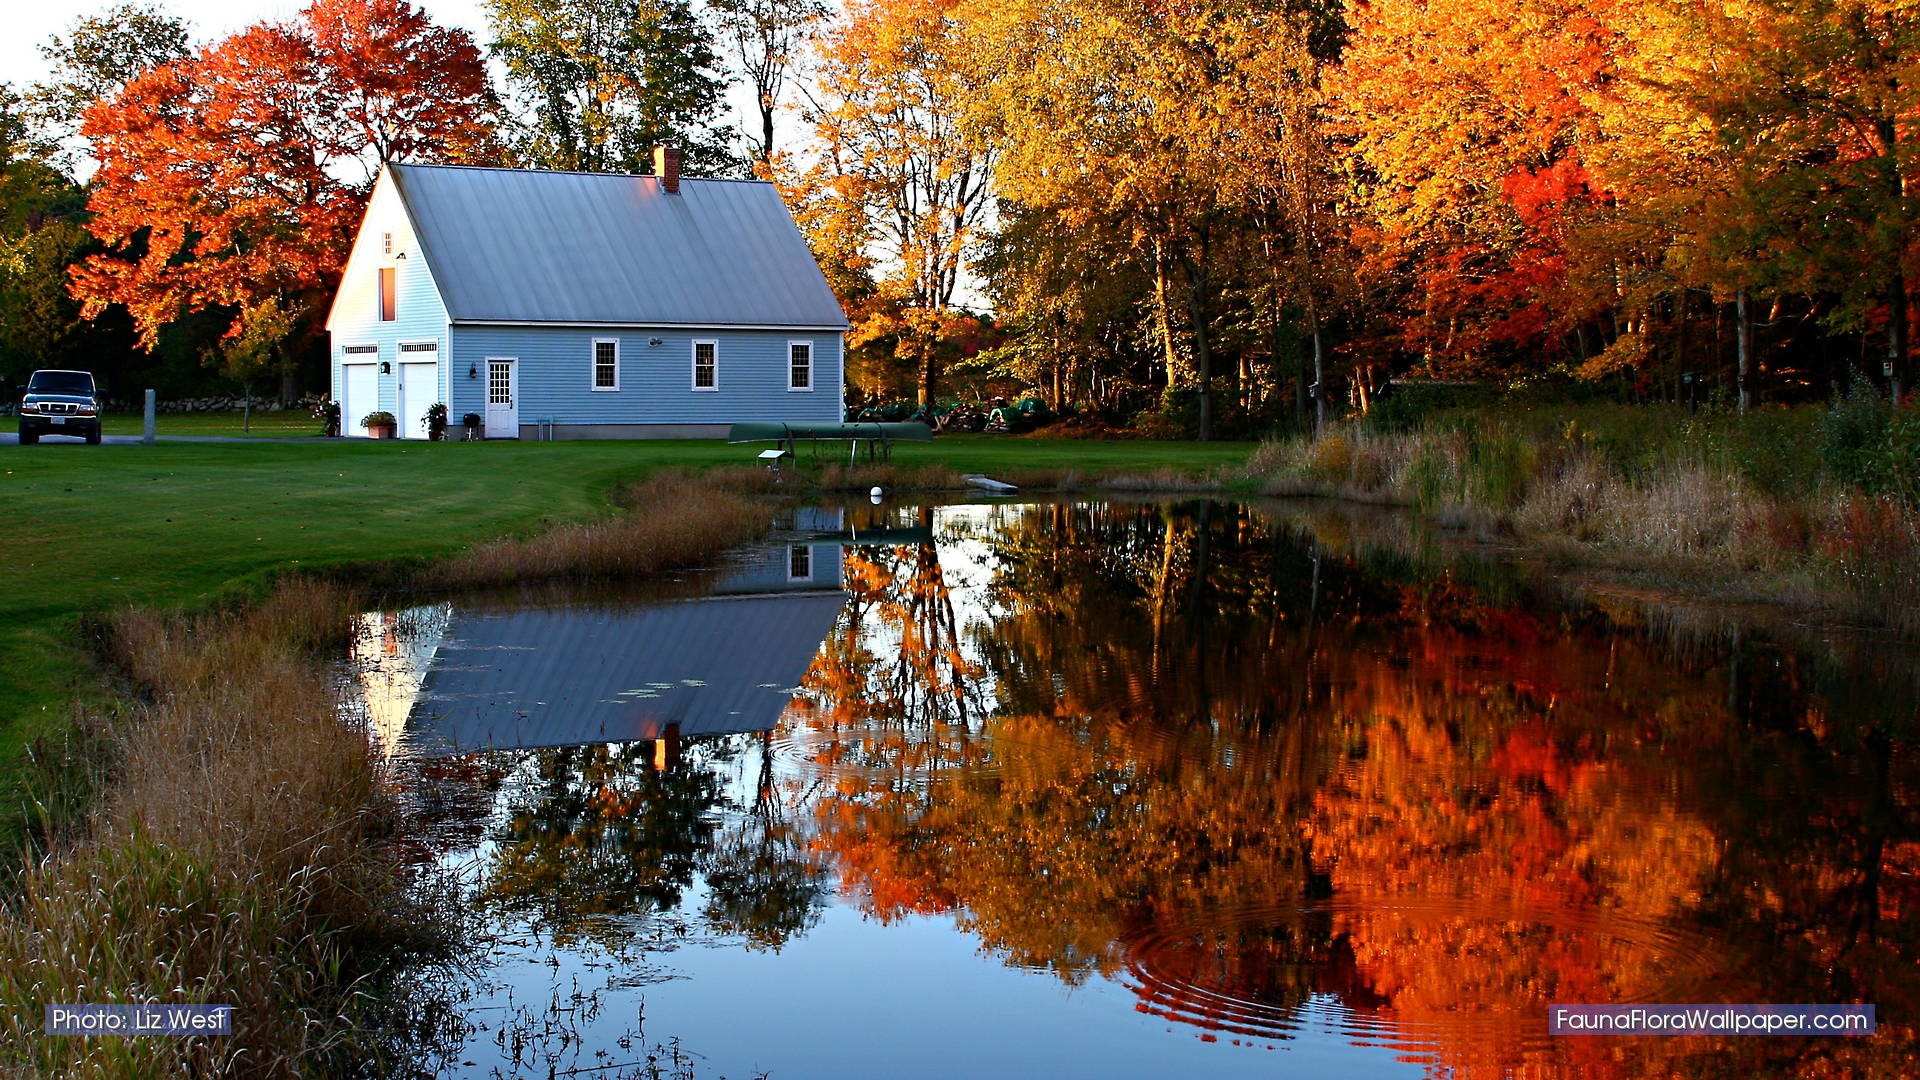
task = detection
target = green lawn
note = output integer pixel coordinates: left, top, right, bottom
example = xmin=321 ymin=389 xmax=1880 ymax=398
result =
xmin=0 ymin=434 xmax=1252 ymax=828
xmin=98 ymin=409 xmax=326 ymax=438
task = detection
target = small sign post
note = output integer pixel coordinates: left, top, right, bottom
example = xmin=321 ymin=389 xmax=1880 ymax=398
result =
xmin=143 ymin=389 xmax=156 ymax=445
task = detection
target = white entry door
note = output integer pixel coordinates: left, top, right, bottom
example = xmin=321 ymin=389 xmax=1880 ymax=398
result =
xmin=485 ymin=358 xmax=518 ymax=438
xmin=398 ymin=360 xmax=439 ymax=439
xmin=342 ymin=363 xmax=377 ymax=437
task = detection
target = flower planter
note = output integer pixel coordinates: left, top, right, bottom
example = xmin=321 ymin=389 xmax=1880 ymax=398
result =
xmin=360 ymin=411 xmax=397 ymax=439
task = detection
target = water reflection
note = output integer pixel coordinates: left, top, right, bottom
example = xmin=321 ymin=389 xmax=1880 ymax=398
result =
xmin=354 ymin=500 xmax=1918 ymax=1079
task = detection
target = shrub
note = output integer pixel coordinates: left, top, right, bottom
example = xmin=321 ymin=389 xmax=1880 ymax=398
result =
xmin=1365 ymin=381 xmax=1495 ymax=434
xmin=1305 ymin=431 xmax=1355 ymax=486
xmin=1818 ymin=378 xmax=1893 ymax=492
xmin=1817 ymin=492 xmax=1920 ymax=628
xmin=312 ymin=399 xmax=341 ymax=437
xmin=360 ymin=410 xmax=396 ymax=429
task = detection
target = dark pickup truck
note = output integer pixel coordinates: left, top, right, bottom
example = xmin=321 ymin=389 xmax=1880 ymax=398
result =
xmin=17 ymin=369 xmax=103 ymax=444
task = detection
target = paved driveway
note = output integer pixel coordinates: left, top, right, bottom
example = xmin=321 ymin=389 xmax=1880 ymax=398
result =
xmin=1 ymin=433 xmax=332 ymax=446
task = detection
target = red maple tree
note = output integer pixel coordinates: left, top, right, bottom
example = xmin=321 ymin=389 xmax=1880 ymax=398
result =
xmin=72 ymin=0 xmax=496 ymax=358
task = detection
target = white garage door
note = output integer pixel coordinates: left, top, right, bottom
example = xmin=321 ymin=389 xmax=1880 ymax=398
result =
xmin=342 ymin=362 xmax=377 ymax=437
xmin=398 ymin=360 xmax=439 ymax=439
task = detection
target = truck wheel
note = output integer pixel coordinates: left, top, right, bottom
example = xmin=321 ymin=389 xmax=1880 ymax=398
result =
xmin=18 ymin=429 xmax=36 ymax=445
xmin=86 ymin=428 xmax=102 ymax=445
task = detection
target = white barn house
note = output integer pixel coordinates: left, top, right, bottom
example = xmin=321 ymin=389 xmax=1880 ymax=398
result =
xmin=325 ymin=149 xmax=848 ymax=439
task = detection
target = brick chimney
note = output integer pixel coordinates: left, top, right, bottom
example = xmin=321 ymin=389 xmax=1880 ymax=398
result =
xmin=653 ymin=145 xmax=681 ymax=194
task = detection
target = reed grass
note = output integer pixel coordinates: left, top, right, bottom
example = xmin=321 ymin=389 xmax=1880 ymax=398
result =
xmin=1246 ymin=421 xmax=1920 ymax=632
xmin=430 ymin=468 xmax=773 ymax=590
xmin=0 ymin=580 xmax=435 ymax=1079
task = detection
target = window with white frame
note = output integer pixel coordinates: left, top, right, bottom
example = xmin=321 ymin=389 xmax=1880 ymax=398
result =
xmin=788 ymin=341 xmax=813 ymax=391
xmin=592 ymin=339 xmax=619 ymax=390
xmin=788 ymin=544 xmax=812 ymax=581
xmin=692 ymin=340 xmax=718 ymax=390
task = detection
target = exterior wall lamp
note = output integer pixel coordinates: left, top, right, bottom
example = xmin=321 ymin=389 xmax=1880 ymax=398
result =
xmin=379 ymin=361 xmax=392 ymax=374
xmin=468 ymin=364 xmax=479 ymax=380
xmin=648 ymin=337 xmax=663 ymax=347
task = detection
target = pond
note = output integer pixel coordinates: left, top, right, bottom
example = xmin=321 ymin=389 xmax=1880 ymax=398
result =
xmin=345 ymin=499 xmax=1919 ymax=1079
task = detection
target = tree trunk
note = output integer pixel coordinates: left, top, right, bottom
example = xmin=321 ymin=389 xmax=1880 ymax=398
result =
xmin=1153 ymin=245 xmax=1180 ymax=389
xmin=917 ymin=346 xmax=937 ymax=409
xmin=1735 ymin=289 xmax=1753 ymax=415
xmin=1307 ymin=294 xmax=1327 ymax=431
xmin=1282 ymin=309 xmax=1307 ymax=432
xmin=1182 ymin=258 xmax=1215 ymax=442
xmin=1676 ymin=291 xmax=1693 ymax=403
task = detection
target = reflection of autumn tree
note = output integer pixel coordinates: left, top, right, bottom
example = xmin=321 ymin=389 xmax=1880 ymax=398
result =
xmin=1304 ymin=579 xmax=1918 ymax=1077
xmin=798 ymin=506 xmax=990 ymax=918
xmin=702 ymin=735 xmax=827 ymax=951
xmin=483 ymin=742 xmax=728 ymax=945
xmin=793 ymin=500 xmax=1918 ymax=1073
xmin=804 ymin=503 xmax=1338 ymax=993
xmin=829 ymin=505 xmax=986 ymax=728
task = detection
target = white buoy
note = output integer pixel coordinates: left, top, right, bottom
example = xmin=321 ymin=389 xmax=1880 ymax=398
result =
xmin=870 ymin=486 xmax=884 ymax=498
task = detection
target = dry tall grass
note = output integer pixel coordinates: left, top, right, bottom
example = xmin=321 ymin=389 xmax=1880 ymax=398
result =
xmin=0 ymin=470 xmax=790 ymax=1078
xmin=0 ymin=580 xmax=431 ymax=1079
xmin=432 ymin=468 xmax=771 ymax=589
xmin=1246 ymin=424 xmax=1920 ymax=631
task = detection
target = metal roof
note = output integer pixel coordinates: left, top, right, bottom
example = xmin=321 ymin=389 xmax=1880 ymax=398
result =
xmin=401 ymin=591 xmax=847 ymax=757
xmin=387 ymin=163 xmax=850 ymax=329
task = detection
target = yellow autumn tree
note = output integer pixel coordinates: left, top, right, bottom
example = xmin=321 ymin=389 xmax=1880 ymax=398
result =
xmin=790 ymin=0 xmax=991 ymax=407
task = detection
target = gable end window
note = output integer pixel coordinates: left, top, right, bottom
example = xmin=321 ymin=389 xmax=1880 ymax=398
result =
xmin=381 ymin=231 xmax=393 ymax=255
xmin=788 ymin=341 xmax=813 ymax=391
xmin=378 ymin=267 xmax=396 ymax=322
xmin=692 ymin=340 xmax=718 ymax=391
xmin=592 ymin=339 xmax=619 ymax=390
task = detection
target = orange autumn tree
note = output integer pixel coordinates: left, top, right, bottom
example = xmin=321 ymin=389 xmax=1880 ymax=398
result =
xmin=73 ymin=0 xmax=494 ymax=393
xmin=791 ymin=0 xmax=992 ymax=407
xmin=1329 ymin=0 xmax=1622 ymax=376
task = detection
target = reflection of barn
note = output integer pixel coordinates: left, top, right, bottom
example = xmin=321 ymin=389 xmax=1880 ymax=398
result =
xmin=354 ymin=539 xmax=847 ymax=759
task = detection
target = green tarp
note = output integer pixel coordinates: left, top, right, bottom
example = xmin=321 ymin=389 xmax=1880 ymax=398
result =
xmin=727 ymin=421 xmax=934 ymax=444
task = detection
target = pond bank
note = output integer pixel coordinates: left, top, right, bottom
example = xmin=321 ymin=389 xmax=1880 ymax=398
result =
xmin=0 ymin=469 xmax=778 ymax=1079
xmin=1241 ymin=421 xmax=1920 ymax=637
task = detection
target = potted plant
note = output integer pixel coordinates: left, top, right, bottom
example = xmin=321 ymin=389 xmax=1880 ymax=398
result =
xmin=361 ymin=410 xmax=397 ymax=439
xmin=313 ymin=399 xmax=341 ymax=437
xmin=424 ymin=402 xmax=448 ymax=442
